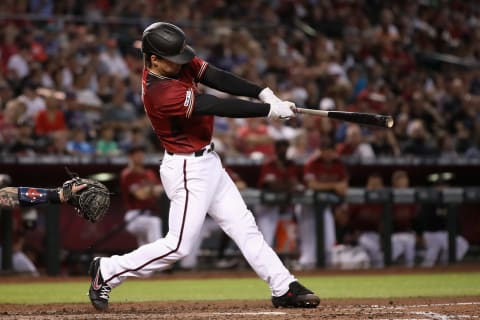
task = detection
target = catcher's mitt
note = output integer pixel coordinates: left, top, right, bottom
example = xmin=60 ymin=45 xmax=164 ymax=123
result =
xmin=61 ymin=177 xmax=110 ymax=223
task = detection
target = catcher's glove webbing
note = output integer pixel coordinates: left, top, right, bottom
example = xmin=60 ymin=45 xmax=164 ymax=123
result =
xmin=62 ymin=172 xmax=110 ymax=223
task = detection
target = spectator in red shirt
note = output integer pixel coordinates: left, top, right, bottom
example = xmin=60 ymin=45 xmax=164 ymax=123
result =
xmin=34 ymin=94 xmax=66 ymax=136
xmin=336 ymin=124 xmax=375 ymax=159
xmin=235 ymin=118 xmax=274 ymax=158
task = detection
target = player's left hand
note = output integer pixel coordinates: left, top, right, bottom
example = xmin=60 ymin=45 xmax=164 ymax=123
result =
xmin=268 ymin=100 xmax=297 ymax=120
xmin=61 ymin=177 xmax=110 ymax=223
xmin=59 ymin=183 xmax=87 ymax=202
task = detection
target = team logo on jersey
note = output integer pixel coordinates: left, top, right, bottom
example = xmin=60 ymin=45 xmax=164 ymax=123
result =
xmin=184 ymin=90 xmax=192 ymax=107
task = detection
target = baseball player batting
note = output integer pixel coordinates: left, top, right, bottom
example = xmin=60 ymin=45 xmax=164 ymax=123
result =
xmin=87 ymin=22 xmax=320 ymax=311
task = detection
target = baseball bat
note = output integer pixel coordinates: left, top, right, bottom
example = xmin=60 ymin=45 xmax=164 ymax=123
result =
xmin=296 ymin=108 xmax=394 ymax=128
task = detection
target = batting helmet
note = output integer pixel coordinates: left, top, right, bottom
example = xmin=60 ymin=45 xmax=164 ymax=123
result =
xmin=141 ymin=22 xmax=195 ymax=64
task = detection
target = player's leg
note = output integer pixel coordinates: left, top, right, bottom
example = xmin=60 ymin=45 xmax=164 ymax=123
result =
xmin=323 ymin=206 xmax=336 ymax=266
xmin=145 ymin=215 xmax=162 ymax=243
xmin=125 ymin=210 xmax=151 ymax=246
xmin=295 ymin=204 xmax=317 ymax=269
xmin=456 ymin=236 xmax=469 ymax=262
xmin=421 ymin=231 xmax=442 ymax=267
xmin=208 ymin=167 xmax=319 ymax=307
xmin=392 ymin=232 xmax=415 ymax=267
xmin=89 ymin=155 xmax=221 ymax=310
xmin=180 ymin=217 xmax=217 ymax=269
xmin=403 ymin=232 xmax=416 ymax=267
xmin=358 ymin=232 xmax=384 ymax=268
xmin=12 ymin=251 xmax=38 ymax=276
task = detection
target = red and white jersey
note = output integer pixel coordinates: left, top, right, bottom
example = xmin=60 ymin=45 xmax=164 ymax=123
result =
xmin=349 ymin=203 xmax=383 ymax=231
xmin=257 ymin=158 xmax=299 ymax=189
xmin=142 ymin=56 xmax=210 ymax=153
xmin=303 ymin=157 xmax=348 ymax=184
xmin=120 ymin=167 xmax=161 ymax=210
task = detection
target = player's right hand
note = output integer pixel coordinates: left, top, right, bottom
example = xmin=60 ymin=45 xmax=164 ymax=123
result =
xmin=268 ymin=100 xmax=296 ymax=120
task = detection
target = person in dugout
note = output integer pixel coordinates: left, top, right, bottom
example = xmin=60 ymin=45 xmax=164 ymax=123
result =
xmin=255 ymin=139 xmax=301 ymax=247
xmin=416 ymin=173 xmax=469 ymax=267
xmin=295 ymin=138 xmax=349 ymax=270
xmin=120 ymin=145 xmax=164 ymax=247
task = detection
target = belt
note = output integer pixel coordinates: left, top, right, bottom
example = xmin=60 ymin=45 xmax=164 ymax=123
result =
xmin=166 ymin=142 xmax=214 ymax=157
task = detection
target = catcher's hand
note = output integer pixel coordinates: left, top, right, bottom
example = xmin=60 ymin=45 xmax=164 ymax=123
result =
xmin=61 ymin=177 xmax=110 ymax=223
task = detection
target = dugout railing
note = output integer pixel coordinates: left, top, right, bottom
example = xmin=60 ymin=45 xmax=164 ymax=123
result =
xmin=242 ymin=187 xmax=477 ymax=268
xmin=1 ymin=187 xmax=479 ymax=275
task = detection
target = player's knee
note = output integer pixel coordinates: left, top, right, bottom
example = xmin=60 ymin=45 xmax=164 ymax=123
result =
xmin=176 ymin=246 xmax=192 ymax=259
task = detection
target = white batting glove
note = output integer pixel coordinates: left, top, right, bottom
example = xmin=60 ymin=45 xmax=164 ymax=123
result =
xmin=268 ymin=101 xmax=296 ymax=120
xmin=259 ymin=87 xmax=282 ymax=104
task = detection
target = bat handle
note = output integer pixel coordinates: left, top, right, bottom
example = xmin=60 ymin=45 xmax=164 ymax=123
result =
xmin=295 ymin=108 xmax=328 ymax=117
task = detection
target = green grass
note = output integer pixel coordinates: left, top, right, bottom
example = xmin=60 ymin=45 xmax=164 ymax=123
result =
xmin=1 ymin=273 xmax=479 ymax=304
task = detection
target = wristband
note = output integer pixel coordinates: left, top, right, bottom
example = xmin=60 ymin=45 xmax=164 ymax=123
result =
xmin=18 ymin=187 xmax=61 ymax=207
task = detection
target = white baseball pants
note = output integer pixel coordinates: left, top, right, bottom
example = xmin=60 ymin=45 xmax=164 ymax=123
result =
xmin=124 ymin=209 xmax=162 ymax=247
xmin=99 ymin=151 xmax=295 ymax=296
xmin=421 ymin=231 xmax=469 ymax=267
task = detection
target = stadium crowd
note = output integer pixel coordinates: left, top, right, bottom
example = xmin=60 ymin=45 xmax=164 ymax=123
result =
xmin=0 ymin=0 xmax=478 ymax=273
xmin=1 ymin=0 xmax=480 ymax=161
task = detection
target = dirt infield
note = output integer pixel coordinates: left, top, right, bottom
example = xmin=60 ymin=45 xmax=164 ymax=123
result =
xmin=0 ymin=297 xmax=479 ymax=319
xmin=1 ymin=266 xmax=479 ymax=319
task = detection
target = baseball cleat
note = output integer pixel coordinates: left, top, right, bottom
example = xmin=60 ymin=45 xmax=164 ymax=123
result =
xmin=88 ymin=257 xmax=111 ymax=311
xmin=271 ymin=281 xmax=320 ymax=308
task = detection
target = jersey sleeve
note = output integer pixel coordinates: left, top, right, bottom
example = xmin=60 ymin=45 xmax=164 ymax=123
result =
xmin=188 ymin=56 xmax=208 ymax=82
xmin=148 ymin=82 xmax=196 ymax=118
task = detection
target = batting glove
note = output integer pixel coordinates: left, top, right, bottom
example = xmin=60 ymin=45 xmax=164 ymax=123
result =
xmin=268 ymin=101 xmax=296 ymax=120
xmin=259 ymin=87 xmax=282 ymax=104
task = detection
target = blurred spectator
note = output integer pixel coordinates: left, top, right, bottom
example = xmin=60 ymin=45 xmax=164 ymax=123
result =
xmin=46 ymin=130 xmax=70 ymax=155
xmin=0 ymin=99 xmax=26 ymax=148
xmin=17 ymin=83 xmax=46 ymax=121
xmin=34 ymin=94 xmax=66 ymax=136
xmin=99 ymin=38 xmax=130 ymax=79
xmin=8 ymin=120 xmax=36 ymax=156
xmin=96 ymin=125 xmax=120 ymax=156
xmin=370 ymin=128 xmax=400 ymax=156
xmin=66 ymin=127 xmax=95 ymax=155
xmin=235 ymin=118 xmax=274 ymax=159
xmin=72 ymin=71 xmax=102 ymax=126
xmin=416 ymin=173 xmax=469 ymax=267
xmin=102 ymin=79 xmax=137 ymax=130
xmin=336 ymin=124 xmax=375 ymax=159
xmin=121 ymin=145 xmax=163 ymax=247
xmin=402 ymin=119 xmax=438 ymax=157
xmin=0 ymin=81 xmax=14 ymax=108
xmin=6 ymin=43 xmax=31 ymax=81
xmin=267 ymin=118 xmax=299 ymax=141
xmin=295 ymin=138 xmax=348 ymax=270
xmin=1 ymin=1 xmax=480 ymax=162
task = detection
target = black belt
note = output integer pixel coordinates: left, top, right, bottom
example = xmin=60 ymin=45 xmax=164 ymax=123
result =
xmin=166 ymin=142 xmax=214 ymax=157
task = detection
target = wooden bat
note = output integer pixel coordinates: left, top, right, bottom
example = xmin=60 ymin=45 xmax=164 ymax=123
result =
xmin=296 ymin=108 xmax=394 ymax=128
